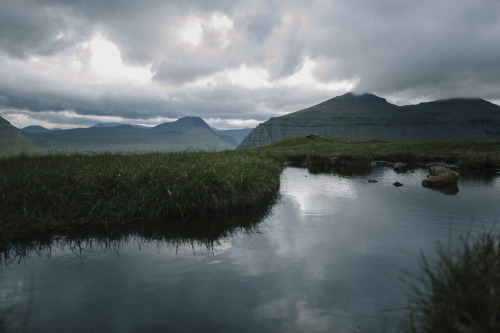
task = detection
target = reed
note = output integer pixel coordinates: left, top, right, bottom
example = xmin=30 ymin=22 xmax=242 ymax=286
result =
xmin=403 ymin=232 xmax=500 ymax=332
xmin=0 ymin=151 xmax=281 ymax=243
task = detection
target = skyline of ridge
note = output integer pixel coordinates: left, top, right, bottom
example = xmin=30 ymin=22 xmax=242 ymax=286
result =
xmin=1 ymin=1 xmax=499 ymax=131
xmin=4 ymin=92 xmax=500 ymax=132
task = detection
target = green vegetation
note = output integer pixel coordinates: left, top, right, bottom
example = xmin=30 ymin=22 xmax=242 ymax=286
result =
xmin=404 ymin=232 xmax=500 ymax=332
xmin=1 ymin=136 xmax=499 ymax=245
xmin=253 ymin=137 xmax=500 ymax=171
xmin=0 ymin=151 xmax=281 ymax=245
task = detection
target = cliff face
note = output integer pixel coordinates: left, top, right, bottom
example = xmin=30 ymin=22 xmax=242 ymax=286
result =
xmin=238 ymin=93 xmax=500 ymax=149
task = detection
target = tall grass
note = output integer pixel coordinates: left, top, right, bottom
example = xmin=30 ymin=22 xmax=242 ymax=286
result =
xmin=0 ymin=151 xmax=281 ymax=243
xmin=2 ymin=137 xmax=499 ymax=244
xmin=404 ymin=232 xmax=500 ymax=332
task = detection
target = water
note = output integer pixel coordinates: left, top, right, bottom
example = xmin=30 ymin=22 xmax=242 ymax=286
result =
xmin=1 ymin=167 xmax=499 ymax=332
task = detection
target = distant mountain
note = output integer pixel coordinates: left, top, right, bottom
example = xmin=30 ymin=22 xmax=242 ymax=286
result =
xmin=22 ymin=125 xmax=50 ymax=133
xmin=154 ymin=116 xmax=210 ymax=131
xmin=238 ymin=92 xmax=500 ymax=149
xmin=153 ymin=117 xmax=242 ymax=146
xmin=26 ymin=116 xmax=236 ymax=153
xmin=91 ymin=123 xmax=152 ymax=129
xmin=215 ymin=128 xmax=253 ymax=145
xmin=0 ymin=117 xmax=45 ymax=156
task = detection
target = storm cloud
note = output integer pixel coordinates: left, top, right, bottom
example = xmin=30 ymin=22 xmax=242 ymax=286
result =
xmin=1 ymin=0 xmax=499 ymax=128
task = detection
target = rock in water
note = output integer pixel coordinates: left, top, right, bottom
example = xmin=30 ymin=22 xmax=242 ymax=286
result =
xmin=393 ymin=163 xmax=408 ymax=172
xmin=422 ymin=165 xmax=459 ymax=188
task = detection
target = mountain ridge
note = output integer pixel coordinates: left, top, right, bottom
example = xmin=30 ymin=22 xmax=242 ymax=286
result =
xmin=23 ymin=116 xmax=237 ymax=153
xmin=238 ymin=92 xmax=500 ymax=149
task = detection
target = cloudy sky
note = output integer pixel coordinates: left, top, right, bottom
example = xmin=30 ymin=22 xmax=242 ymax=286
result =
xmin=1 ymin=0 xmax=499 ymax=129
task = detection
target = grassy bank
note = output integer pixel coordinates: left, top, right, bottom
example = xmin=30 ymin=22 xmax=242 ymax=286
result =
xmin=404 ymin=232 xmax=500 ymax=332
xmin=253 ymin=137 xmax=500 ymax=171
xmin=0 ymin=151 xmax=281 ymax=243
xmin=1 ymin=137 xmax=499 ymax=243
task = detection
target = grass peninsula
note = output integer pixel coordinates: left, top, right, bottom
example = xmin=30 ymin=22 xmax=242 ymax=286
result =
xmin=1 ymin=137 xmax=499 ymax=244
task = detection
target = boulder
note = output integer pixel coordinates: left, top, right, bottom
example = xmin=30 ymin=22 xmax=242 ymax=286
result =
xmin=393 ymin=182 xmax=403 ymax=187
xmin=393 ymin=163 xmax=408 ymax=172
xmin=422 ymin=165 xmax=459 ymax=188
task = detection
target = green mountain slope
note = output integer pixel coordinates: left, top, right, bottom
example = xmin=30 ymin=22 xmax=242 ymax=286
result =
xmin=402 ymin=98 xmax=500 ymax=138
xmin=238 ymin=92 xmax=500 ymax=149
xmin=27 ymin=117 xmax=235 ymax=153
xmin=0 ymin=116 xmax=45 ymax=156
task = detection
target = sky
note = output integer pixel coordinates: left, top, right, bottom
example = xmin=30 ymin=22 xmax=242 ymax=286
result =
xmin=0 ymin=0 xmax=499 ymax=130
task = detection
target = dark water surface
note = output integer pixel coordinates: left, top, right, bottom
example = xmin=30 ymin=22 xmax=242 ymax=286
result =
xmin=1 ymin=167 xmax=499 ymax=332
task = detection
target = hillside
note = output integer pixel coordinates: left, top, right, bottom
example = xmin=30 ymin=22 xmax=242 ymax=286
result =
xmin=27 ymin=117 xmax=236 ymax=153
xmin=0 ymin=116 xmax=45 ymax=156
xmin=238 ymin=93 xmax=500 ymax=149
xmin=215 ymin=128 xmax=253 ymax=145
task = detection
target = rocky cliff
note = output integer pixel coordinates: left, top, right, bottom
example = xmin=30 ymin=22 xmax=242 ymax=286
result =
xmin=238 ymin=93 xmax=500 ymax=149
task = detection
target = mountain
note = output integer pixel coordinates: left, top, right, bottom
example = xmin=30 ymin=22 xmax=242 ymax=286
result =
xmin=22 ymin=125 xmax=50 ymax=133
xmin=0 ymin=116 xmax=45 ymax=156
xmin=91 ymin=123 xmax=152 ymax=129
xmin=215 ymin=128 xmax=253 ymax=145
xmin=402 ymin=98 xmax=500 ymax=138
xmin=27 ymin=116 xmax=235 ymax=153
xmin=238 ymin=92 xmax=500 ymax=149
xmin=91 ymin=119 xmax=252 ymax=145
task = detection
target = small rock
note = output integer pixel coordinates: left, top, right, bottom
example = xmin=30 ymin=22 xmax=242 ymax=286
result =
xmin=368 ymin=179 xmax=378 ymax=183
xmin=393 ymin=163 xmax=407 ymax=172
xmin=393 ymin=182 xmax=403 ymax=187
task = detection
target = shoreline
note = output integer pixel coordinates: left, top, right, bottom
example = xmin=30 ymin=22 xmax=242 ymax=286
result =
xmin=1 ymin=137 xmax=499 ymax=244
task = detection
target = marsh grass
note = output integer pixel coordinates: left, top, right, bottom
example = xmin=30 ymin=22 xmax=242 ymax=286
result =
xmin=403 ymin=232 xmax=500 ymax=333
xmin=1 ymin=137 xmax=499 ymax=245
xmin=0 ymin=151 xmax=281 ymax=244
xmin=254 ymin=137 xmax=500 ymax=171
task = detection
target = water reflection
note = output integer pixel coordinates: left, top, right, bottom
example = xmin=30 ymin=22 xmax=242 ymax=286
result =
xmin=0 ymin=167 xmax=499 ymax=332
xmin=0 ymin=200 xmax=276 ymax=269
xmin=283 ymin=172 xmax=357 ymax=217
xmin=424 ymin=185 xmax=459 ymax=195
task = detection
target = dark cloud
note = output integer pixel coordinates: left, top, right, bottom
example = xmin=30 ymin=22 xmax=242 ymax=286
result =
xmin=0 ymin=0 xmax=499 ymax=128
xmin=0 ymin=0 xmax=91 ymax=58
xmin=236 ymin=10 xmax=282 ymax=43
xmin=306 ymin=0 xmax=500 ymax=100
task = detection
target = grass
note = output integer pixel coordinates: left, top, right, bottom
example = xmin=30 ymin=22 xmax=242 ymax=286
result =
xmin=0 ymin=151 xmax=281 ymax=245
xmin=404 ymin=232 xmax=500 ymax=332
xmin=1 ymin=137 xmax=499 ymax=244
xmin=253 ymin=137 xmax=500 ymax=171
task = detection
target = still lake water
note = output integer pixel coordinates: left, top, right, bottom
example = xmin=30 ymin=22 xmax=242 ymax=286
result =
xmin=1 ymin=167 xmax=499 ymax=332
